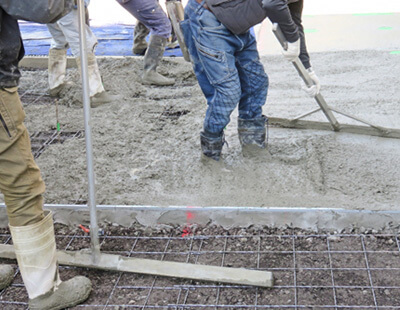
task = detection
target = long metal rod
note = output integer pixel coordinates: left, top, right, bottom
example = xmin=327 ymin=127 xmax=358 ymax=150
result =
xmin=329 ymin=107 xmax=387 ymax=131
xmin=292 ymin=107 xmax=321 ymax=121
xmin=269 ymin=117 xmax=400 ymax=139
xmin=272 ymin=23 xmax=341 ymax=131
xmin=77 ymin=0 xmax=100 ymax=260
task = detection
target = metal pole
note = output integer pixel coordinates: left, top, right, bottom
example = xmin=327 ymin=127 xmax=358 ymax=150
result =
xmin=77 ymin=0 xmax=100 ymax=260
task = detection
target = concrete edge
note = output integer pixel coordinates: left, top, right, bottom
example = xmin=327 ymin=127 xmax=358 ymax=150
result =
xmin=1 ymin=204 xmax=399 ymax=231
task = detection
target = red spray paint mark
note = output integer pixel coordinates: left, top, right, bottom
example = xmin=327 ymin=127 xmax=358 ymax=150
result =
xmin=79 ymin=224 xmax=90 ymax=234
xmin=181 ymin=206 xmax=196 ymax=237
xmin=181 ymin=226 xmax=192 ymax=237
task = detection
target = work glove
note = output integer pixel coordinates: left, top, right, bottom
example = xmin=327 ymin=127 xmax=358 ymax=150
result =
xmin=282 ymin=38 xmax=300 ymax=62
xmin=301 ymin=67 xmax=321 ymax=97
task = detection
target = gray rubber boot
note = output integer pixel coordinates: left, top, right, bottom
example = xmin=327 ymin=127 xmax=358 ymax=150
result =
xmin=29 ymin=276 xmax=92 ymax=310
xmin=48 ymin=48 xmax=67 ymax=97
xmin=200 ymin=131 xmax=225 ymax=161
xmin=0 ymin=265 xmax=13 ymax=290
xmin=132 ymin=21 xmax=150 ymax=55
xmin=238 ymin=116 xmax=269 ymax=158
xmin=238 ymin=116 xmax=267 ymax=148
xmin=141 ymin=35 xmax=175 ymax=86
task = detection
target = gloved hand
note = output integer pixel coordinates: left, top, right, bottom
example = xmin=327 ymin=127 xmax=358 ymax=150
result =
xmin=282 ymin=38 xmax=300 ymax=62
xmin=301 ymin=67 xmax=321 ymax=97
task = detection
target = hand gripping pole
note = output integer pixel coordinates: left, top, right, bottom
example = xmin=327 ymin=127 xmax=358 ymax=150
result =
xmin=272 ymin=23 xmax=340 ymax=131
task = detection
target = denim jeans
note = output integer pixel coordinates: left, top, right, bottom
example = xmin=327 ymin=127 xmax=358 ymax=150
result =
xmin=181 ymin=0 xmax=269 ymax=135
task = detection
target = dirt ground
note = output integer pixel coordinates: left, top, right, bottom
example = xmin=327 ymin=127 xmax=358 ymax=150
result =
xmin=4 ymin=49 xmax=398 ymax=212
xmin=1 ymin=223 xmax=400 ymax=309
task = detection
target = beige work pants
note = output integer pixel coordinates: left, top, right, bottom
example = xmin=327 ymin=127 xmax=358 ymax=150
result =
xmin=0 ymin=87 xmax=45 ymax=226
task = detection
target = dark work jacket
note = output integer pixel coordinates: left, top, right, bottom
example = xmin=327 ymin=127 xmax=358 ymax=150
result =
xmin=262 ymin=0 xmax=299 ymax=43
xmin=288 ymin=0 xmax=311 ymax=68
xmin=205 ymin=0 xmax=300 ymax=43
xmin=0 ymin=6 xmax=24 ymax=88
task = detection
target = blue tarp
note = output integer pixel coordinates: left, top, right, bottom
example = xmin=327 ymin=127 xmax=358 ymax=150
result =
xmin=19 ymin=21 xmax=184 ymax=57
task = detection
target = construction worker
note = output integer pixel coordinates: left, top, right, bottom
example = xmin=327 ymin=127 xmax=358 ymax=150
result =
xmin=181 ymin=0 xmax=319 ymax=161
xmin=116 ymin=0 xmax=175 ymax=86
xmin=0 ymin=3 xmax=92 ymax=310
xmin=47 ymin=0 xmax=120 ymax=107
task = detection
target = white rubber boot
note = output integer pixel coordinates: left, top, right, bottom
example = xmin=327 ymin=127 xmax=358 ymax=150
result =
xmin=48 ymin=48 xmax=67 ymax=97
xmin=76 ymin=52 xmax=120 ymax=108
xmin=0 ymin=265 xmax=13 ymax=290
xmin=9 ymin=211 xmax=92 ymax=310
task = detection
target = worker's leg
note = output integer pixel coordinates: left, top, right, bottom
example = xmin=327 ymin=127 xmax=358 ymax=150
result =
xmin=49 ymin=9 xmax=119 ymax=105
xmin=182 ymin=0 xmax=243 ymax=160
xmin=9 ymin=211 xmax=92 ymax=310
xmin=116 ymin=0 xmax=175 ymax=85
xmin=236 ymin=32 xmax=269 ymax=148
xmin=132 ymin=21 xmax=150 ymax=55
xmin=0 ymin=87 xmax=44 ymax=291
xmin=49 ymin=8 xmax=97 ymax=58
xmin=0 ymin=87 xmax=45 ymax=226
xmin=117 ymin=0 xmax=171 ymax=39
xmin=47 ymin=48 xmax=68 ymax=96
xmin=0 ymin=88 xmax=92 ymax=308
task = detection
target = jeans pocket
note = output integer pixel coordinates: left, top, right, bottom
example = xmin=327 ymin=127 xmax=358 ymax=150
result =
xmin=195 ymin=41 xmax=230 ymax=84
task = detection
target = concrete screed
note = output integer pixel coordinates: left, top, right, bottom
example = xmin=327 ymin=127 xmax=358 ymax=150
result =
xmin=1 ymin=10 xmax=400 ymax=230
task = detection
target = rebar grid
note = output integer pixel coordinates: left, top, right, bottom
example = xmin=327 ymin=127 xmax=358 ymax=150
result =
xmin=1 ymin=231 xmax=400 ymax=309
xmin=30 ymin=130 xmax=84 ymax=159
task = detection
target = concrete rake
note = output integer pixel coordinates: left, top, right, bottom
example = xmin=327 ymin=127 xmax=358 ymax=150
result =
xmin=271 ymin=24 xmax=400 ymax=140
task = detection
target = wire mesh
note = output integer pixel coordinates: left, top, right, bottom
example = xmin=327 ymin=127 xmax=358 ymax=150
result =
xmin=1 ymin=226 xmax=400 ymax=309
xmin=29 ymin=130 xmax=84 ymax=159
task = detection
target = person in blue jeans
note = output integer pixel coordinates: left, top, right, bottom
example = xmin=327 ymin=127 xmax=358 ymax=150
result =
xmin=181 ymin=0 xmax=309 ymax=161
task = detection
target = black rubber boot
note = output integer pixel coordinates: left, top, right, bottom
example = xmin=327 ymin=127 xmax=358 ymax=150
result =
xmin=237 ymin=116 xmax=268 ymax=148
xmin=132 ymin=21 xmax=150 ymax=55
xmin=200 ymin=131 xmax=225 ymax=161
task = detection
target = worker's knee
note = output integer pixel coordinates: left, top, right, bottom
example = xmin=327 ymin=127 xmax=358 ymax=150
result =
xmin=6 ymin=196 xmax=45 ymax=227
xmin=140 ymin=7 xmax=172 ymax=39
